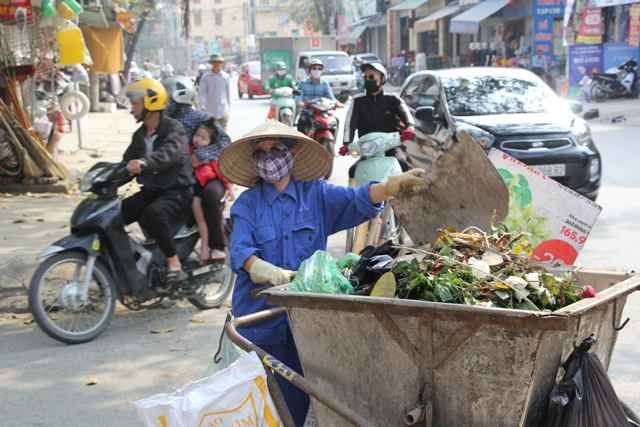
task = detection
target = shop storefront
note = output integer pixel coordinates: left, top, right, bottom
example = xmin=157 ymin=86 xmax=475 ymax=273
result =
xmin=449 ymin=0 xmax=533 ymax=66
xmin=565 ymin=0 xmax=640 ymax=96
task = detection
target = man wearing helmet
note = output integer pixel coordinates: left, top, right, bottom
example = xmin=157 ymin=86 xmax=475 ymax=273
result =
xmin=341 ymin=62 xmax=415 ymax=173
xmin=264 ymin=61 xmax=297 ymax=120
xmin=122 ymin=78 xmax=194 ymax=283
xmin=296 ymin=58 xmax=336 ymax=134
xmin=264 ymin=61 xmax=296 ymax=94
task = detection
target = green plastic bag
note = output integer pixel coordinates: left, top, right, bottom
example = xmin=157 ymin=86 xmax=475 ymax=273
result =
xmin=337 ymin=252 xmax=361 ymax=270
xmin=289 ymin=251 xmax=353 ymax=294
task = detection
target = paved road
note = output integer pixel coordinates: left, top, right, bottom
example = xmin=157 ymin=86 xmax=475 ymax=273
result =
xmin=1 ymin=94 xmax=639 ymax=426
xmin=0 ymin=95 xmax=355 ymax=427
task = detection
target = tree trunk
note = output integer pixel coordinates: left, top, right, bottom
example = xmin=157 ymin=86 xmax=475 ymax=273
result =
xmin=123 ymin=8 xmax=150 ymax=80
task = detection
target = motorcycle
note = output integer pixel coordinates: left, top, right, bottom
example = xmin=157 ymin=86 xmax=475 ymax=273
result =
xmin=590 ymin=59 xmax=639 ymax=102
xmin=298 ymin=97 xmax=339 ymax=177
xmin=345 ymin=132 xmax=405 ymax=254
xmin=268 ymin=86 xmax=297 ymax=127
xmin=28 ymin=162 xmax=236 ymax=344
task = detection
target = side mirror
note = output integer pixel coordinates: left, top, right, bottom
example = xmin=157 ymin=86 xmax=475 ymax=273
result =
xmin=415 ymin=106 xmax=436 ymax=123
xmin=568 ymin=100 xmax=584 ymax=114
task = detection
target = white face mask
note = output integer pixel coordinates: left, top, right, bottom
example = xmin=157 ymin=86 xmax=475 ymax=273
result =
xmin=310 ymin=69 xmax=322 ymax=79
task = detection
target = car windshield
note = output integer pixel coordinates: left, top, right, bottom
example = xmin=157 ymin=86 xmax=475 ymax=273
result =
xmin=359 ymin=55 xmax=380 ymax=63
xmin=313 ymin=54 xmax=353 ymax=75
xmin=441 ymin=75 xmax=558 ymax=116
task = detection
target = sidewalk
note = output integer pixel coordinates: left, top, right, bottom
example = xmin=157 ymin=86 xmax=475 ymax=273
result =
xmin=0 ymin=110 xmax=134 ymax=313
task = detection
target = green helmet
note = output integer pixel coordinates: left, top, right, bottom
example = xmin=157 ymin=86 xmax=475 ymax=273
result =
xmin=275 ymin=61 xmax=287 ymax=72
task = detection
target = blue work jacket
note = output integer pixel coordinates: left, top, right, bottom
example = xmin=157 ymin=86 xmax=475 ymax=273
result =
xmin=229 ymin=179 xmax=381 ymax=344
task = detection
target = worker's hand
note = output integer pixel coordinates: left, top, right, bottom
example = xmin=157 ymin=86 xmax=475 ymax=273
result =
xmin=127 ymin=159 xmax=145 ymax=175
xmin=385 ymin=168 xmax=429 ymax=198
xmin=400 ymin=127 xmax=416 ymax=143
xmin=335 ymin=101 xmax=344 ymax=108
xmin=339 ymin=145 xmax=350 ymax=156
xmin=297 ymin=101 xmax=305 ymax=109
xmin=249 ymin=258 xmax=295 ymax=286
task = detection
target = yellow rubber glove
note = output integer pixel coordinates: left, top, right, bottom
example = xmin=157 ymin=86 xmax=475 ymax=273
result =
xmin=385 ymin=168 xmax=429 ymax=198
xmin=249 ymin=258 xmax=295 ymax=285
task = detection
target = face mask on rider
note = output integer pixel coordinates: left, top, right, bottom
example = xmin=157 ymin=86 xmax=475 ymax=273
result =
xmin=364 ymin=78 xmax=380 ymax=94
xmin=276 ymin=70 xmax=286 ymax=77
xmin=310 ymin=69 xmax=322 ymax=79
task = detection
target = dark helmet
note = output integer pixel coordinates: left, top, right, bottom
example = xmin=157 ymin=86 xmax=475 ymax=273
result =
xmin=308 ymin=58 xmax=324 ymax=71
xmin=360 ymin=62 xmax=388 ymax=83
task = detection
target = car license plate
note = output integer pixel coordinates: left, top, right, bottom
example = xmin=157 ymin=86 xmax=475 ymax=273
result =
xmin=534 ymin=164 xmax=566 ymax=177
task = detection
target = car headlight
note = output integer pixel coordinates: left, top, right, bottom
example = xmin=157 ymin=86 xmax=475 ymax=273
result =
xmin=572 ymin=118 xmax=592 ymax=146
xmin=456 ymin=123 xmax=495 ymax=149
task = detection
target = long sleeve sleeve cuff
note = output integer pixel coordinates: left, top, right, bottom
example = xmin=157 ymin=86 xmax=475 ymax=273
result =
xmin=355 ymin=182 xmax=383 ymax=218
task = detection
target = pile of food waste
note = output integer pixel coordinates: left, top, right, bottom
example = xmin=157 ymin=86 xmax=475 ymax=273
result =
xmin=290 ymin=227 xmax=596 ymax=312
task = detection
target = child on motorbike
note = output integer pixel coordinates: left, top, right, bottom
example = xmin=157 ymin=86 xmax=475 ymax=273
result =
xmin=190 ymin=118 xmax=234 ymax=262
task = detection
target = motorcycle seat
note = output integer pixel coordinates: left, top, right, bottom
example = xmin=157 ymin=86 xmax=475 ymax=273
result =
xmin=133 ymin=223 xmax=199 ymax=246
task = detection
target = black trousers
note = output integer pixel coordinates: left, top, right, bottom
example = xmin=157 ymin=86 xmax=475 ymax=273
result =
xmin=195 ymin=179 xmax=226 ymax=251
xmin=121 ymin=188 xmax=192 ymax=258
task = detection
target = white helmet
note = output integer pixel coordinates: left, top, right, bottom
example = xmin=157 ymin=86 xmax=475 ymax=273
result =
xmin=172 ymin=76 xmax=196 ymax=105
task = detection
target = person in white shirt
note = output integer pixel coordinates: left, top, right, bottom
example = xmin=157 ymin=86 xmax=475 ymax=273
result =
xmin=197 ymin=53 xmax=231 ymax=130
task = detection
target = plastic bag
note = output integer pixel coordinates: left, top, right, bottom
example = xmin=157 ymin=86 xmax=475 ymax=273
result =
xmin=135 ymin=352 xmax=283 ymax=427
xmin=543 ymin=334 xmax=635 ymax=427
xmin=350 ymin=241 xmax=399 ymax=295
xmin=288 ymin=250 xmax=353 ymax=294
xmin=203 ymin=318 xmax=246 ymax=377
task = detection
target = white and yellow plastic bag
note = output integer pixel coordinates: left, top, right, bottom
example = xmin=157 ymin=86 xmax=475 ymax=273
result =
xmin=134 ymin=352 xmax=282 ymax=427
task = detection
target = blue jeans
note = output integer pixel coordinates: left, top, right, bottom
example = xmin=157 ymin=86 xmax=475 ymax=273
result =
xmin=259 ymin=326 xmax=309 ymax=427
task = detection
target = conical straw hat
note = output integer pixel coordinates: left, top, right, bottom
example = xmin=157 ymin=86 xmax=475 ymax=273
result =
xmin=219 ymin=120 xmax=333 ymax=187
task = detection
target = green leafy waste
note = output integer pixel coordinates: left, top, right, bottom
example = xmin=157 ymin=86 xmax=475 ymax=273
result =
xmin=391 ymin=228 xmax=583 ymax=311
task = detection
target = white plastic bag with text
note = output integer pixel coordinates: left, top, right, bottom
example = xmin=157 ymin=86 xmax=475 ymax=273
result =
xmin=134 ymin=351 xmax=282 ymax=427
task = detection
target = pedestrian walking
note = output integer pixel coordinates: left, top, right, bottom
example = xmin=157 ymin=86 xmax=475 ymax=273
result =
xmin=198 ymin=53 xmax=231 ymax=130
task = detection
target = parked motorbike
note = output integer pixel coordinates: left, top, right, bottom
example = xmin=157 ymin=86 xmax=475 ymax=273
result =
xmin=345 ymin=132 xmax=405 ymax=254
xmin=298 ymin=97 xmax=340 ymax=177
xmin=590 ymin=59 xmax=639 ymax=102
xmin=268 ymin=86 xmax=296 ymax=127
xmin=28 ymin=162 xmax=235 ymax=344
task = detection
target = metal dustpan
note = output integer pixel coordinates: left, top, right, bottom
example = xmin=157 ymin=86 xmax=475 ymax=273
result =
xmin=391 ymin=136 xmax=509 ymax=244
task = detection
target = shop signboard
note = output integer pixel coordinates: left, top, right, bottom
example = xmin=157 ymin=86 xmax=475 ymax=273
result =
xmin=602 ymin=42 xmax=640 ymax=70
xmin=589 ymin=0 xmax=639 ymax=7
xmin=576 ymin=7 xmax=604 ymax=44
xmin=533 ymin=0 xmax=564 ymax=57
xmin=489 ymin=150 xmax=601 ymax=266
xmin=0 ymin=0 xmax=32 ymax=23
xmin=629 ymin=4 xmax=640 ymax=47
xmin=568 ymin=43 xmax=602 ymax=97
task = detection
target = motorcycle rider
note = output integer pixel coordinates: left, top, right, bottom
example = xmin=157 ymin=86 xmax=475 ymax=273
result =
xmin=341 ymin=62 xmax=415 ymax=173
xmin=264 ymin=61 xmax=297 ymax=120
xmin=122 ymin=77 xmax=193 ymax=283
xmin=167 ymin=76 xmax=210 ymax=140
xmin=296 ymin=58 xmax=336 ymax=134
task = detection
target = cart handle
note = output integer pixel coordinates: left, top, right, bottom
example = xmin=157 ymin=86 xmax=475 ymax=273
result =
xmin=226 ymin=308 xmax=370 ymax=427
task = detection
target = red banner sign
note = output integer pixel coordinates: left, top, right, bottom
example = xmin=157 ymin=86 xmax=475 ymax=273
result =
xmin=577 ymin=8 xmax=603 ymax=44
xmin=0 ymin=0 xmax=33 ymax=23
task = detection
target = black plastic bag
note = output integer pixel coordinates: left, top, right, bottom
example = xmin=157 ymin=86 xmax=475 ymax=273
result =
xmin=350 ymin=241 xmax=399 ymax=295
xmin=544 ymin=334 xmax=635 ymax=427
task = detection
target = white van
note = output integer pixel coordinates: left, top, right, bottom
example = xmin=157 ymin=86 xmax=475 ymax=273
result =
xmin=296 ymin=50 xmax=358 ymax=101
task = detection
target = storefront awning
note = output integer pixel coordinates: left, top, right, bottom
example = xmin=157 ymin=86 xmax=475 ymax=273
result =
xmin=339 ymin=24 xmax=368 ymax=43
xmin=450 ymin=0 xmax=509 ymax=34
xmin=389 ymin=0 xmax=431 ymax=12
xmin=366 ymin=13 xmax=387 ymax=28
xmin=414 ymin=4 xmax=462 ymax=32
